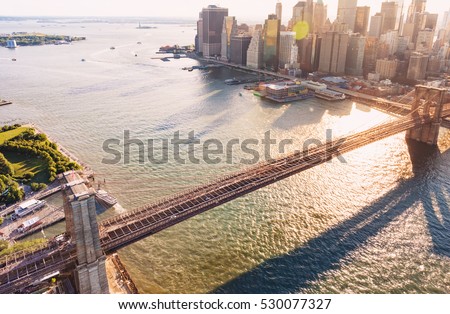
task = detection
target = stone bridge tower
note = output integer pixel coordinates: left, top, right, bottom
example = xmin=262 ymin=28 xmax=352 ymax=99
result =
xmin=406 ymin=85 xmax=447 ymax=145
xmin=60 ymin=171 xmax=109 ymax=294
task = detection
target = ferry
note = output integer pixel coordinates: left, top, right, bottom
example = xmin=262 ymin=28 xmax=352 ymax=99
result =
xmin=263 ymin=82 xmax=315 ymax=103
xmin=300 ymin=80 xmax=327 ymax=91
xmin=315 ymin=89 xmax=346 ymax=101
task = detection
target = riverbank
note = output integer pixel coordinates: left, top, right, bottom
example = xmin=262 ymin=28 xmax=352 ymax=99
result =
xmin=106 ymin=253 xmax=139 ymax=294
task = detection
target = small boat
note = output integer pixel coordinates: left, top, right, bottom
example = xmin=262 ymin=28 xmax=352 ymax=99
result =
xmin=81 ymin=58 xmax=86 ymax=62
xmin=188 ymin=68 xmax=193 ymax=72
xmin=11 ymin=58 xmax=16 ymax=61
xmin=110 ymin=46 xmax=115 ymax=50
xmin=225 ymin=78 xmax=241 ymax=85
xmin=135 ymin=54 xmax=138 ymax=57
xmin=137 ymin=42 xmax=142 ymax=44
xmin=315 ymin=89 xmax=346 ymax=101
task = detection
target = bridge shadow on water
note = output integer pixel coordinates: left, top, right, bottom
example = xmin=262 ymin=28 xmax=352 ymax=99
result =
xmin=213 ymin=142 xmax=450 ymax=294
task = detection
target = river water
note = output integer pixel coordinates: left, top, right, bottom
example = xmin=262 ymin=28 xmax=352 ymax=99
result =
xmin=0 ymin=20 xmax=449 ymax=294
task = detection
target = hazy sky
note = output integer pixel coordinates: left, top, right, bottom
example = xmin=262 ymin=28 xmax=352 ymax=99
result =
xmin=1 ymin=0 xmax=447 ymax=24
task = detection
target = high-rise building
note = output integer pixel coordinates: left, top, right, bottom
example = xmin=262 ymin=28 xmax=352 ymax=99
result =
xmin=297 ymin=33 xmax=321 ymax=72
xmin=196 ymin=13 xmax=204 ymax=54
xmin=368 ymin=14 xmax=383 ymax=38
xmin=397 ymin=36 xmax=411 ymax=53
xmin=407 ymin=52 xmax=429 ymax=80
xmin=380 ymin=30 xmax=399 ymax=55
xmin=279 ymin=31 xmax=299 ymax=68
xmin=313 ymin=0 xmax=328 ymax=34
xmin=201 ymin=5 xmax=228 ymax=57
xmin=407 ymin=0 xmax=426 ymax=22
xmin=380 ymin=1 xmax=398 ymax=34
xmin=441 ymin=9 xmax=450 ymax=30
xmin=419 ymin=13 xmax=438 ymax=30
xmin=346 ymin=34 xmax=366 ymax=76
xmin=318 ymin=32 xmax=349 ymax=74
xmin=355 ymin=6 xmax=370 ymax=35
xmin=276 ymin=1 xmax=283 ymax=22
xmin=337 ymin=0 xmax=358 ymax=32
xmin=220 ymin=16 xmax=237 ymax=61
xmin=403 ymin=1 xmax=436 ymax=44
xmin=263 ymin=14 xmax=281 ymax=71
xmin=415 ymin=29 xmax=434 ymax=53
xmin=375 ymin=59 xmax=399 ymax=79
xmin=246 ymin=29 xmax=264 ymax=69
xmin=363 ymin=37 xmax=380 ymax=77
xmin=291 ymin=1 xmax=314 ymax=31
xmin=230 ymin=35 xmax=252 ymax=65
xmin=291 ymin=1 xmax=306 ymax=27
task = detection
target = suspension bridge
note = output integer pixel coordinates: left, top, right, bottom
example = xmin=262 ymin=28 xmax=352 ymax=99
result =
xmin=0 ymin=86 xmax=449 ymax=294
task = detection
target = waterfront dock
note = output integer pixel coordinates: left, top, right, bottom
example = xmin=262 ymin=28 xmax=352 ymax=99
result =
xmin=0 ymin=183 xmax=62 ymax=218
xmin=328 ymin=86 xmax=412 ymax=116
xmin=0 ymin=204 xmax=65 ymax=242
xmin=95 ymin=190 xmax=118 ymax=208
xmin=192 ymin=56 xmax=293 ymax=80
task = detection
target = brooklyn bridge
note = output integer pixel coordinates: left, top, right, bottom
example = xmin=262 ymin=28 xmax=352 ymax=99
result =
xmin=0 ymin=85 xmax=449 ymax=294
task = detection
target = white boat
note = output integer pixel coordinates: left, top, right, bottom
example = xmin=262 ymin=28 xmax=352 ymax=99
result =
xmin=315 ymin=89 xmax=346 ymax=101
xmin=300 ymin=80 xmax=327 ymax=91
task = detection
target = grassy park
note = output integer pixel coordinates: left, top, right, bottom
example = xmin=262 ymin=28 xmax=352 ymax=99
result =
xmin=0 ymin=124 xmax=81 ymax=204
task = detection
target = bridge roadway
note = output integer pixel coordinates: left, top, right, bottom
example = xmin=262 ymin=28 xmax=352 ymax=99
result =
xmin=1 ymin=111 xmax=449 ymax=294
xmin=98 ymin=113 xmax=441 ymax=252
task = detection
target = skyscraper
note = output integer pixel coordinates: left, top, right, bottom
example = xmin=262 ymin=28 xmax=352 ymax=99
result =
xmin=279 ymin=31 xmax=299 ymax=68
xmin=291 ymin=1 xmax=307 ymax=27
xmin=230 ymin=35 xmax=252 ymax=65
xmin=263 ymin=14 xmax=281 ymax=71
xmin=297 ymin=33 xmax=321 ymax=72
xmin=380 ymin=30 xmax=400 ymax=55
xmin=313 ymin=0 xmax=328 ymax=34
xmin=368 ymin=14 xmax=383 ymax=38
xmin=276 ymin=1 xmax=283 ymax=22
xmin=354 ymin=6 xmax=370 ymax=35
xmin=196 ymin=12 xmax=203 ymax=54
xmin=291 ymin=0 xmax=314 ymax=32
xmin=246 ymin=29 xmax=264 ymax=69
xmin=220 ymin=16 xmax=237 ymax=61
xmin=380 ymin=1 xmax=398 ymax=34
xmin=337 ymin=0 xmax=358 ymax=32
xmin=407 ymin=52 xmax=429 ymax=80
xmin=345 ymin=34 xmax=366 ymax=76
xmin=201 ymin=5 xmax=228 ymax=57
xmin=415 ymin=29 xmax=434 ymax=53
xmin=318 ymin=31 xmax=349 ymax=74
xmin=407 ymin=0 xmax=426 ymax=22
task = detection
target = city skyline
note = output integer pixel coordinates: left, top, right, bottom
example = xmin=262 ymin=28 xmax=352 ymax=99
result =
xmin=0 ymin=0 xmax=446 ymax=24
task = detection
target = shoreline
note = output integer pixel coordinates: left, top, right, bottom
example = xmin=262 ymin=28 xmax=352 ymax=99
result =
xmin=1 ymin=123 xmax=138 ymax=294
xmin=193 ymin=56 xmax=418 ymax=117
xmin=106 ymin=253 xmax=139 ymax=294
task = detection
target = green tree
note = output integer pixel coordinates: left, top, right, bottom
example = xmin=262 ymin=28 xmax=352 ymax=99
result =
xmin=0 ymin=239 xmax=8 ymax=252
xmin=0 ymin=152 xmax=14 ymax=176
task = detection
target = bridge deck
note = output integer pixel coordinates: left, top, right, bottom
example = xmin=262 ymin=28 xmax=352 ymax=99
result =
xmin=99 ymin=114 xmax=433 ymax=253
